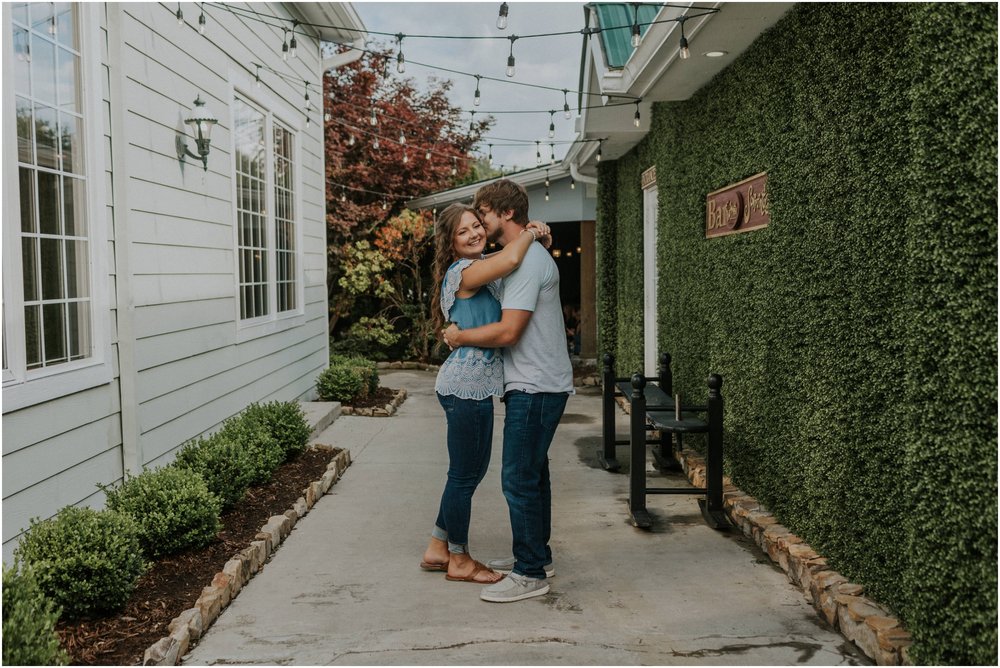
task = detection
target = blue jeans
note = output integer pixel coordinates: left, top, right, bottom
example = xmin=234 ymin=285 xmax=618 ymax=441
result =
xmin=502 ymin=390 xmax=569 ymax=578
xmin=434 ymin=393 xmax=494 ymax=554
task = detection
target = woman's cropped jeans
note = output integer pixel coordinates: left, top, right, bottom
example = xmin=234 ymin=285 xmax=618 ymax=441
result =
xmin=433 ymin=392 xmax=494 ymax=554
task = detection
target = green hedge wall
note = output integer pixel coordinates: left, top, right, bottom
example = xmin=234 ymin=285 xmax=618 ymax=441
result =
xmin=597 ymin=3 xmax=997 ymax=664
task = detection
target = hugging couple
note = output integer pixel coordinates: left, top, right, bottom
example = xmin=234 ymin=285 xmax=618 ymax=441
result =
xmin=420 ymin=179 xmax=574 ymax=603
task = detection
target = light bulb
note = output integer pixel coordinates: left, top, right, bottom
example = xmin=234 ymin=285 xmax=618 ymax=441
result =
xmin=564 ymin=102 xmax=571 ymax=119
xmin=425 ymin=149 xmax=431 ymax=160
xmin=474 ymin=89 xmax=481 ymax=106
xmin=451 ymin=166 xmax=457 ymax=176
xmin=382 ymin=201 xmax=388 ymax=210
xmin=403 ymin=152 xmax=408 ymax=164
xmin=198 ymin=11 xmax=206 ymax=34
xmin=545 ymin=191 xmax=550 ymax=201
xmin=570 ymin=178 xmax=576 ymax=190
xmin=289 ymin=34 xmax=297 ymax=58
xmin=324 ymin=111 xmax=331 ymax=122
xmin=399 ymin=131 xmax=406 ymax=145
xmin=506 ymin=55 xmax=515 ymax=78
xmin=176 ymin=5 xmax=184 ymax=25
xmin=373 ymin=137 xmax=380 ymax=150
xmin=549 ymin=122 xmax=555 ymax=138
xmin=397 ymin=52 xmax=405 ymax=73
xmin=634 ymin=110 xmax=641 ymax=127
xmin=305 ymin=115 xmax=310 ymax=128
xmin=348 ymin=135 xmax=356 ymax=146
xmin=282 ymin=40 xmax=288 ymax=60
xmin=631 ymin=25 xmax=641 ymax=49
xmin=679 ymin=36 xmax=690 ymax=59
xmin=340 ymin=191 xmax=346 ymax=202
xmin=370 ymin=108 xmax=377 ymax=126
xmin=496 ymin=2 xmax=509 ymax=30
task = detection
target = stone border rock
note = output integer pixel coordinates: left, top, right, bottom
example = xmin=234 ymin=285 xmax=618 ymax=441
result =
xmin=142 ymin=446 xmax=352 ymax=666
xmin=340 ymin=388 xmax=408 ymax=417
xmin=376 ymin=361 xmax=439 ymax=371
xmin=613 ymin=395 xmax=913 ymax=666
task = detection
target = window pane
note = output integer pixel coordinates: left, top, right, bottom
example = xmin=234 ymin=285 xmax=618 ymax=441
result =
xmin=67 ymin=301 xmax=90 ymax=360
xmin=30 ymin=2 xmax=54 ymax=32
xmin=63 ymin=175 xmax=85 ymax=236
xmin=65 ymin=240 xmax=88 ymax=298
xmin=40 ymin=237 xmax=64 ymax=300
xmin=16 ymin=97 xmax=33 ymax=164
xmin=57 ymin=48 xmax=79 ymax=113
xmin=37 ymin=170 xmax=60 ymax=234
xmin=25 ymin=305 xmax=41 ymax=369
xmin=19 ymin=167 xmax=36 ymax=232
xmin=31 ymin=32 xmax=57 ymax=106
xmin=35 ymin=104 xmax=59 ymax=169
xmin=42 ymin=302 xmax=67 ymax=365
xmin=14 ymin=31 xmax=31 ymax=99
xmin=54 ymin=3 xmax=77 ymax=50
xmin=22 ymin=237 xmax=39 ymax=302
xmin=12 ymin=2 xmax=29 ymax=25
xmin=59 ymin=112 xmax=83 ymax=174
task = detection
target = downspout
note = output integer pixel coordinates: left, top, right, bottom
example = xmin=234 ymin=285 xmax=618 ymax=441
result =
xmin=322 ymin=36 xmax=365 ymax=71
xmin=571 ymin=161 xmax=598 ymax=185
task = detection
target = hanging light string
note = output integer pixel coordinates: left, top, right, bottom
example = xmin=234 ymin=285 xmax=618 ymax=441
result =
xmin=207 ymin=1 xmax=719 ymax=43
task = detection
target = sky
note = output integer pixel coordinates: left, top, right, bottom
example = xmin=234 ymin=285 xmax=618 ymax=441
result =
xmin=353 ymin=2 xmax=588 ymax=172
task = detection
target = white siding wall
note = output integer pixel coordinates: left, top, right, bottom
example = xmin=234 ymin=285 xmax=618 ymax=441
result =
xmin=2 ymin=2 xmax=330 ymax=561
xmin=2 ymin=5 xmax=122 ymax=563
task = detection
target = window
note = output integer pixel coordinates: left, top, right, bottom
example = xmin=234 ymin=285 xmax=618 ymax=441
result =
xmin=3 ymin=2 xmax=109 ymax=410
xmin=233 ymin=95 xmax=300 ymax=325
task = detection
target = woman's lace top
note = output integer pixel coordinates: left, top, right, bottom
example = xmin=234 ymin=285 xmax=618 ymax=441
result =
xmin=434 ymin=259 xmax=504 ymax=399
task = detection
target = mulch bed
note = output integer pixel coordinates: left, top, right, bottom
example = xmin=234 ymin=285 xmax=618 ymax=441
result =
xmin=55 ymin=447 xmax=338 ymax=666
xmin=342 ymin=386 xmax=398 ymax=410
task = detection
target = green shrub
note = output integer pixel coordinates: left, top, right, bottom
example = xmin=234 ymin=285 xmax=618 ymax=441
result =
xmin=217 ymin=416 xmax=284 ymax=485
xmin=174 ymin=432 xmax=255 ymax=508
xmin=316 ymin=363 xmax=366 ymax=403
xmin=240 ymin=401 xmax=311 ymax=460
xmin=329 ymin=354 xmax=380 ymax=396
xmin=13 ymin=507 xmax=145 ymax=619
xmin=2 ymin=565 xmax=68 ymax=665
xmin=103 ymin=467 xmax=222 ymax=558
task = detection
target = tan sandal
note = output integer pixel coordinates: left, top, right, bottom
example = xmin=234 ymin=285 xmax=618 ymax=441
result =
xmin=445 ymin=560 xmax=502 ymax=583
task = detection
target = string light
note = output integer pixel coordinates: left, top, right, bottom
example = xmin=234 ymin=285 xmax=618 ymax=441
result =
xmin=570 ymin=177 xmax=576 ymax=190
xmin=488 ymin=144 xmax=493 ymax=162
xmin=473 ymin=75 xmax=482 ymax=107
xmin=548 ymin=111 xmax=555 ymax=138
xmin=282 ymin=28 xmax=289 ymax=60
xmin=544 ymin=170 xmax=550 ymax=188
xmin=254 ymin=63 xmax=261 ymax=88
xmin=469 ymin=110 xmax=476 ymax=132
xmin=451 ymin=156 xmax=458 ymax=175
xmin=340 ymin=186 xmax=347 ymax=202
xmin=550 ymin=143 xmax=556 ymax=164
xmin=373 ymin=136 xmax=380 ymax=150
xmin=395 ymin=33 xmax=406 ymax=73
xmin=634 ymin=100 xmax=641 ymax=127
xmin=631 ymin=4 xmax=642 ymax=48
xmin=545 ymin=187 xmax=550 ymax=202
xmin=563 ymin=89 xmax=571 ymax=119
xmin=382 ymin=200 xmax=388 ymax=210
xmin=402 ymin=150 xmax=409 ymax=163
xmin=176 ymin=3 xmax=184 ymax=25
xmin=398 ymin=129 xmax=406 ymax=145
xmin=369 ymin=101 xmax=377 ymax=126
xmin=425 ymin=147 xmax=432 ymax=160
xmin=198 ymin=3 xmax=206 ymax=34
xmin=535 ymin=141 xmax=541 ymax=165
xmin=678 ymin=16 xmax=690 ymax=59
xmin=597 ymin=139 xmax=603 ymax=162
xmin=496 ymin=2 xmax=509 ymax=30
xmin=304 ymin=82 xmax=311 ymax=110
xmin=305 ymin=114 xmax=310 ymax=128
xmin=506 ymin=36 xmax=517 ymax=78
xmin=348 ymin=134 xmax=356 ymax=146
xmin=289 ymin=21 xmax=298 ymax=58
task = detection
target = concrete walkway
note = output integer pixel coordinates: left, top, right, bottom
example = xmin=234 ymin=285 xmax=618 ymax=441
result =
xmin=185 ymin=369 xmax=867 ymax=665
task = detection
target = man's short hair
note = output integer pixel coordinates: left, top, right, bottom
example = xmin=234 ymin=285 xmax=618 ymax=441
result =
xmin=473 ymin=179 xmax=529 ymax=225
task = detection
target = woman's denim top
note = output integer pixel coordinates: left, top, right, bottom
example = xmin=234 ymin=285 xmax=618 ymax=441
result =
xmin=434 ymin=258 xmax=504 ymax=399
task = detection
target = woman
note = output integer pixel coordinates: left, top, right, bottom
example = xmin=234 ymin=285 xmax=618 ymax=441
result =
xmin=419 ymin=203 xmax=550 ymax=583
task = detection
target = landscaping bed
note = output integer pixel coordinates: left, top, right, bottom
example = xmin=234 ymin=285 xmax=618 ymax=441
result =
xmin=54 ymin=447 xmax=337 ymax=666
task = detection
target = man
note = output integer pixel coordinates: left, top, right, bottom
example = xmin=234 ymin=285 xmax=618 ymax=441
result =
xmin=442 ymin=179 xmax=574 ymax=603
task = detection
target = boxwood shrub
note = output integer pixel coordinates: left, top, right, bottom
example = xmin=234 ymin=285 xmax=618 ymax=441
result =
xmin=319 ymin=355 xmax=379 ymax=403
xmin=13 ymin=506 xmax=145 ymax=619
xmin=103 ymin=467 xmax=222 ymax=558
xmin=239 ymin=401 xmax=311 ymax=460
xmin=2 ymin=565 xmax=68 ymax=665
xmin=217 ymin=415 xmax=284 ymax=485
xmin=174 ymin=432 xmax=255 ymax=508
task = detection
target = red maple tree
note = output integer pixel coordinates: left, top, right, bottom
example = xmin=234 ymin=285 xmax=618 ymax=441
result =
xmin=324 ymin=45 xmax=492 ymax=340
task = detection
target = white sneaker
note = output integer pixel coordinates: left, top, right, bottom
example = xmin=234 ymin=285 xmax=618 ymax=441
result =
xmin=480 ymin=572 xmax=550 ymax=603
xmin=486 ymin=557 xmax=555 ymax=578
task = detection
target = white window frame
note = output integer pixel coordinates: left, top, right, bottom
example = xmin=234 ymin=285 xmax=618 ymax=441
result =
xmin=2 ymin=3 xmax=111 ymax=413
xmin=229 ymin=74 xmax=305 ymax=342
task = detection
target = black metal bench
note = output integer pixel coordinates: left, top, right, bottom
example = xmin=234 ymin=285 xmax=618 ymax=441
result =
xmin=599 ymin=352 xmax=729 ymax=530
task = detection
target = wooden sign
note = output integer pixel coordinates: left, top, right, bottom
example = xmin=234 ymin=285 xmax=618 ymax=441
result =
xmin=705 ymin=172 xmax=770 ymax=238
xmin=641 ymin=165 xmax=657 ymax=189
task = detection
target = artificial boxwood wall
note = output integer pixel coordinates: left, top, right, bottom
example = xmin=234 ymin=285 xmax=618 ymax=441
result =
xmin=595 ymin=3 xmax=997 ymax=664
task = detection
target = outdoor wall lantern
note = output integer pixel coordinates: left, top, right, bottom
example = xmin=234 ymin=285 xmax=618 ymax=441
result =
xmin=178 ymin=94 xmax=217 ymax=171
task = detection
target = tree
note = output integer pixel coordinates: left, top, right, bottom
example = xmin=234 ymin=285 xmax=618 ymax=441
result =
xmin=324 ymin=45 xmax=493 ymax=348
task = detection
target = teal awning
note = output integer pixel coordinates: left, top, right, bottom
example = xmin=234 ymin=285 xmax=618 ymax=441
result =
xmin=593 ymin=3 xmax=661 ymax=68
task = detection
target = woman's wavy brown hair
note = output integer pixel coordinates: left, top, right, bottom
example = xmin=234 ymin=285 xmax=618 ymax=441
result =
xmin=430 ymin=203 xmax=482 ymax=335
